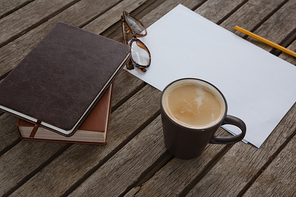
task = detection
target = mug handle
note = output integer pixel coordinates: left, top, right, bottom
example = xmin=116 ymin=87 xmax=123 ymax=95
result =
xmin=210 ymin=115 xmax=246 ymax=144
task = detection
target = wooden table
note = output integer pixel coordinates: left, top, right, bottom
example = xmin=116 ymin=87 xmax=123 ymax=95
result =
xmin=1 ymin=0 xmax=296 ymax=196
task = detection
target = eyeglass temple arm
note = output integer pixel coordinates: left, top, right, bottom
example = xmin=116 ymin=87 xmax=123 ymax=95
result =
xmin=121 ymin=17 xmax=130 ymax=44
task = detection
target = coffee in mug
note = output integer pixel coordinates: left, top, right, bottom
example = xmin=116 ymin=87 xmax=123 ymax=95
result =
xmin=162 ymin=79 xmax=225 ymax=129
xmin=160 ymin=78 xmax=246 ymax=159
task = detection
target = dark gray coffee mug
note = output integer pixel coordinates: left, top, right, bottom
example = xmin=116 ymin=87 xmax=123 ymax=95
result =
xmin=160 ymin=78 xmax=246 ymax=159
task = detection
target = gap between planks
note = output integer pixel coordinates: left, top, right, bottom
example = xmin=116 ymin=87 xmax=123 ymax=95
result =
xmin=60 ymin=109 xmax=161 ymax=197
xmin=270 ymin=27 xmax=296 ymax=56
xmin=239 ymin=0 xmax=294 ymax=55
xmin=3 ymin=144 xmax=72 ymax=197
xmin=0 ymin=0 xmax=81 ymax=48
xmin=120 ymin=151 xmax=174 ymax=197
xmin=216 ymin=0 xmax=248 ymax=25
xmin=101 ymin=0 xmax=167 ymax=40
xmin=0 ymin=0 xmax=34 ymax=20
xmin=238 ymin=104 xmax=296 ymax=196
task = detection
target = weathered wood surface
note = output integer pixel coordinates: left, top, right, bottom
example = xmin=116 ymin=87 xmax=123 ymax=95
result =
xmin=0 ymin=0 xmax=31 ymax=19
xmin=244 ymin=123 xmax=296 ymax=197
xmin=10 ymin=85 xmax=161 ymax=196
xmin=0 ymin=0 xmax=295 ymax=196
xmin=0 ymin=0 xmax=77 ymax=46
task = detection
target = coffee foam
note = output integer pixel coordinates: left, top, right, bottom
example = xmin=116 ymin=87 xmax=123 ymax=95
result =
xmin=162 ymin=79 xmax=226 ymax=129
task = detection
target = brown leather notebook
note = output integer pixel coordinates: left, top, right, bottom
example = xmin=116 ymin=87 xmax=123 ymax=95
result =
xmin=16 ymin=83 xmax=113 ymax=144
xmin=0 ymin=23 xmax=129 ymax=136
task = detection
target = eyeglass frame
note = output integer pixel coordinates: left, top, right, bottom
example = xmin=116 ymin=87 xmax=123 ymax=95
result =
xmin=121 ymin=11 xmax=151 ymax=72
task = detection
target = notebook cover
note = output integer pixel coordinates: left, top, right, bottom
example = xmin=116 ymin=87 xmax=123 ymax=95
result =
xmin=16 ymin=83 xmax=113 ymax=144
xmin=0 ymin=23 xmax=129 ymax=136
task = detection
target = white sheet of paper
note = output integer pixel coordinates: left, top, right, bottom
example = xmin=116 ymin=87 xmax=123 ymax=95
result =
xmin=127 ymin=4 xmax=296 ymax=148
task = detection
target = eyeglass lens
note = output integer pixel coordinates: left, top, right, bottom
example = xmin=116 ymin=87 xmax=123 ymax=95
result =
xmin=130 ymin=40 xmax=150 ymax=66
xmin=125 ymin=15 xmax=146 ymax=36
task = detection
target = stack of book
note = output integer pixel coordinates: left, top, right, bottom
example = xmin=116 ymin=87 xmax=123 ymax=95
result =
xmin=16 ymin=83 xmax=113 ymax=144
xmin=0 ymin=23 xmax=130 ymax=144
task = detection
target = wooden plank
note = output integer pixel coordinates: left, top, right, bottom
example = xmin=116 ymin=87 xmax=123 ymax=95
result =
xmin=195 ymin=0 xmax=247 ymax=23
xmin=0 ymin=0 xmax=76 ymax=46
xmin=0 ymin=113 xmax=69 ymax=196
xmin=243 ymin=133 xmax=296 ymax=196
xmin=0 ymin=114 xmax=19 ymax=151
xmin=187 ymin=104 xmax=296 ymax=196
xmin=83 ymin=0 xmax=146 ymax=34
xmin=112 ymin=70 xmax=145 ymax=107
xmin=130 ymin=0 xmax=296 ymax=196
xmin=279 ymin=39 xmax=296 ymax=65
xmin=0 ymin=141 xmax=67 ymax=196
xmin=221 ymin=0 xmax=296 ymax=65
xmin=243 ymin=0 xmax=296 ymax=53
xmin=0 ymin=0 xmax=32 ymax=19
xmin=221 ymin=0 xmax=287 ymax=32
xmin=127 ymin=129 xmax=229 ymax=196
xmin=140 ymin=0 xmax=205 ymax=27
xmin=68 ymin=116 xmax=166 ymax=197
xmin=9 ymin=85 xmax=161 ymax=196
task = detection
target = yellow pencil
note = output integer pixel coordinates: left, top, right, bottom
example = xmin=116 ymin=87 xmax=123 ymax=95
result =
xmin=235 ymin=26 xmax=296 ymax=58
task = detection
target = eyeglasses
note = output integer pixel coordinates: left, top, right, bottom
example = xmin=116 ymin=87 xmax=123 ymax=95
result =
xmin=121 ymin=11 xmax=151 ymax=72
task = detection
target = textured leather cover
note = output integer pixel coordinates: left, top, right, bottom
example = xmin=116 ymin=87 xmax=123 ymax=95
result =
xmin=0 ymin=23 xmax=129 ymax=135
xmin=16 ymin=83 xmax=113 ymax=144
